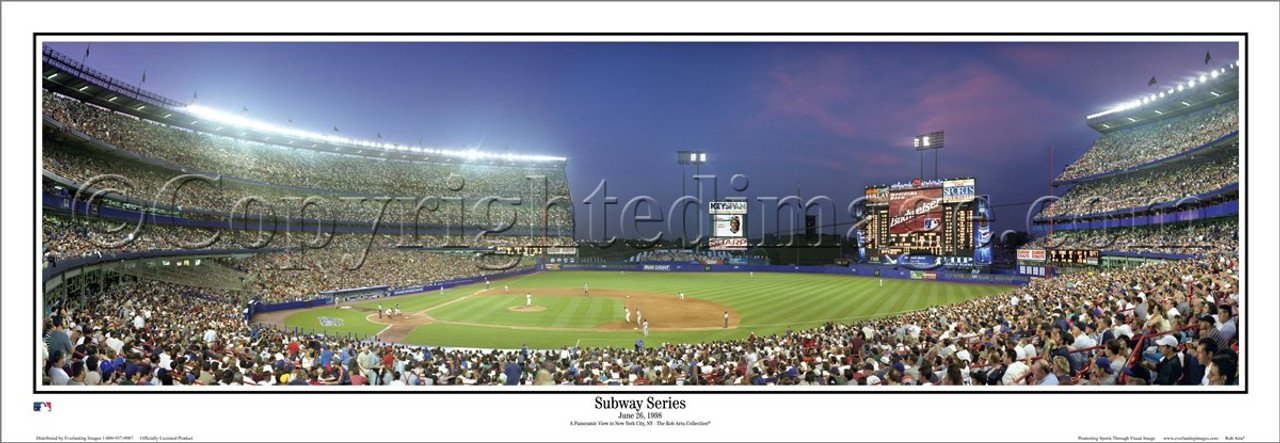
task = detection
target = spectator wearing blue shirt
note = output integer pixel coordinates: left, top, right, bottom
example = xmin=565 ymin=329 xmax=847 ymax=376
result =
xmin=318 ymin=346 xmax=333 ymax=369
xmin=504 ymin=361 xmax=523 ymax=385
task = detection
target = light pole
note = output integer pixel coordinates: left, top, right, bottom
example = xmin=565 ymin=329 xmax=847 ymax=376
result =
xmin=913 ymin=131 xmax=945 ymax=180
xmin=676 ymin=150 xmax=706 ymax=247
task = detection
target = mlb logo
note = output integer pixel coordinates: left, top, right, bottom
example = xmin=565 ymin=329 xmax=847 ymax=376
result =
xmin=33 ymin=401 xmax=51 ymax=412
xmin=923 ymin=218 xmax=940 ymax=230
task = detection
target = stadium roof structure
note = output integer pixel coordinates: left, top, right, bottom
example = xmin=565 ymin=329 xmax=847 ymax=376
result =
xmin=1085 ymin=61 xmax=1240 ymax=134
xmin=40 ymin=46 xmax=566 ymax=168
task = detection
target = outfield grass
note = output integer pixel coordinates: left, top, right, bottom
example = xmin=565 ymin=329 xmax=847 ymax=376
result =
xmin=282 ymin=306 xmax=387 ymax=338
xmin=285 ymin=271 xmax=1014 ymax=349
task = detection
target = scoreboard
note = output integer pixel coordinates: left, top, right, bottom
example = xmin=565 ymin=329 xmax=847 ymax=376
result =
xmin=857 ymin=178 xmax=978 ymax=263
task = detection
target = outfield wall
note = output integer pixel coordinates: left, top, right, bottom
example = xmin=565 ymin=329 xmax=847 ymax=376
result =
xmin=548 ymin=262 xmax=1029 ymax=285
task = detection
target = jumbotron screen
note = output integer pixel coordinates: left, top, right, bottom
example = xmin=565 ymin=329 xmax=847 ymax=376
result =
xmin=888 ymin=187 xmax=944 ymax=234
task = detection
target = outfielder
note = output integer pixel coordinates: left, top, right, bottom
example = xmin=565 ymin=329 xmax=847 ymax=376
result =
xmin=526 ymin=292 xmax=532 ymax=307
xmin=583 ymin=283 xmax=589 ymax=297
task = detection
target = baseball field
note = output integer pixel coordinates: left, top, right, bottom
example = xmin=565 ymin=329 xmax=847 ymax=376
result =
xmin=262 ymin=271 xmax=1012 ymax=349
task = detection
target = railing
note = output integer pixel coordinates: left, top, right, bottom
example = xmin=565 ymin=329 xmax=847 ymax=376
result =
xmin=1117 ymin=324 xmax=1199 ymax=385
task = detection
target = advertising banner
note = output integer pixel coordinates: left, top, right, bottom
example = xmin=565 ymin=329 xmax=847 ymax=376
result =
xmin=910 ymin=271 xmax=924 ymax=280
xmin=943 ymin=179 xmax=976 ymax=203
xmin=1017 ymin=249 xmax=1047 ymax=261
xmin=891 ymin=254 xmax=943 ymax=270
xmin=888 ymin=187 xmax=943 ymax=234
xmin=865 ymin=187 xmax=890 ymax=205
xmin=922 ymin=271 xmax=938 ymax=280
xmin=709 ymin=201 xmax=748 ymax=214
xmin=974 ymin=196 xmax=993 ymax=265
xmin=710 ymin=237 xmax=748 ymax=250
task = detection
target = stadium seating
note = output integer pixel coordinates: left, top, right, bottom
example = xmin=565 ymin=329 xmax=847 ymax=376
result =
xmin=42 ymin=91 xmax=574 ymax=231
xmin=1026 ymin=219 xmax=1237 ymax=255
xmin=1040 ymin=151 xmax=1237 ymax=218
xmin=1058 ymin=101 xmax=1238 ymax=181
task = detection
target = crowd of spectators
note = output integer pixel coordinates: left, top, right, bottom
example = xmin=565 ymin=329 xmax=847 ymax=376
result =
xmin=1027 ymin=219 xmax=1238 ymax=256
xmin=230 ymin=249 xmax=533 ymax=303
xmin=1041 ymin=151 xmax=1237 ymax=218
xmin=42 ymin=213 xmax=574 ymax=267
xmin=1058 ymin=101 xmax=1238 ymax=180
xmin=42 ymin=91 xmax=574 ymax=230
xmin=43 ymin=247 xmax=1239 ymax=386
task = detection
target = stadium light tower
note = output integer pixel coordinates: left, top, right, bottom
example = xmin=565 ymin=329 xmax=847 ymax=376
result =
xmin=677 ymin=150 xmax=706 ymax=245
xmin=913 ymin=131 xmax=945 ymax=180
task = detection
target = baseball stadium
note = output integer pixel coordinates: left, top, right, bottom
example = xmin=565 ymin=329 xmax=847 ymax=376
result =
xmin=38 ymin=41 xmax=1242 ymax=388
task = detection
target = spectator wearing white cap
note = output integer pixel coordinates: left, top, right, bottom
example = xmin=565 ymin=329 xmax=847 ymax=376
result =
xmin=1149 ymin=335 xmax=1183 ymax=385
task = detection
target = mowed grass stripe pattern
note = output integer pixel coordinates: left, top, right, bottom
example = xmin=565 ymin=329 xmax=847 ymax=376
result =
xmin=393 ymin=271 xmax=1012 ymax=349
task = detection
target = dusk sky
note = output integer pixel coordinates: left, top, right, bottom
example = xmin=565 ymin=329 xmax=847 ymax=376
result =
xmin=43 ymin=40 xmax=1240 ymax=239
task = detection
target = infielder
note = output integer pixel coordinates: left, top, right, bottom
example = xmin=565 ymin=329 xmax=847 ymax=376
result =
xmin=624 ymin=307 xmax=631 ymax=323
xmin=723 ymin=311 xmax=729 ymax=329
xmin=679 ymin=292 xmax=685 ymax=301
xmin=583 ymin=283 xmax=589 ymax=297
xmin=504 ymin=285 xmax=509 ymax=294
xmin=636 ymin=309 xmax=642 ymax=325
xmin=394 ymin=306 xmax=401 ymax=317
xmin=642 ymin=320 xmax=649 ymax=337
xmin=526 ymin=292 xmax=532 ymax=307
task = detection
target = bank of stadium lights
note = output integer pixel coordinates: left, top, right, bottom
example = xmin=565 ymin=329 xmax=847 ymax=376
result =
xmin=1086 ymin=62 xmax=1239 ymax=120
xmin=182 ymin=104 xmax=565 ymax=162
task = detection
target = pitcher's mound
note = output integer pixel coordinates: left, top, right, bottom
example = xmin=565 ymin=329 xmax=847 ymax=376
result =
xmin=508 ymin=306 xmax=547 ymax=312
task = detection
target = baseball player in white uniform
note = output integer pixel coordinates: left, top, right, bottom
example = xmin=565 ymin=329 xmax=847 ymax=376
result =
xmin=624 ymin=307 xmax=631 ymax=323
xmin=679 ymin=292 xmax=685 ymax=301
xmin=642 ymin=320 xmax=649 ymax=337
xmin=526 ymin=292 xmax=532 ymax=307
